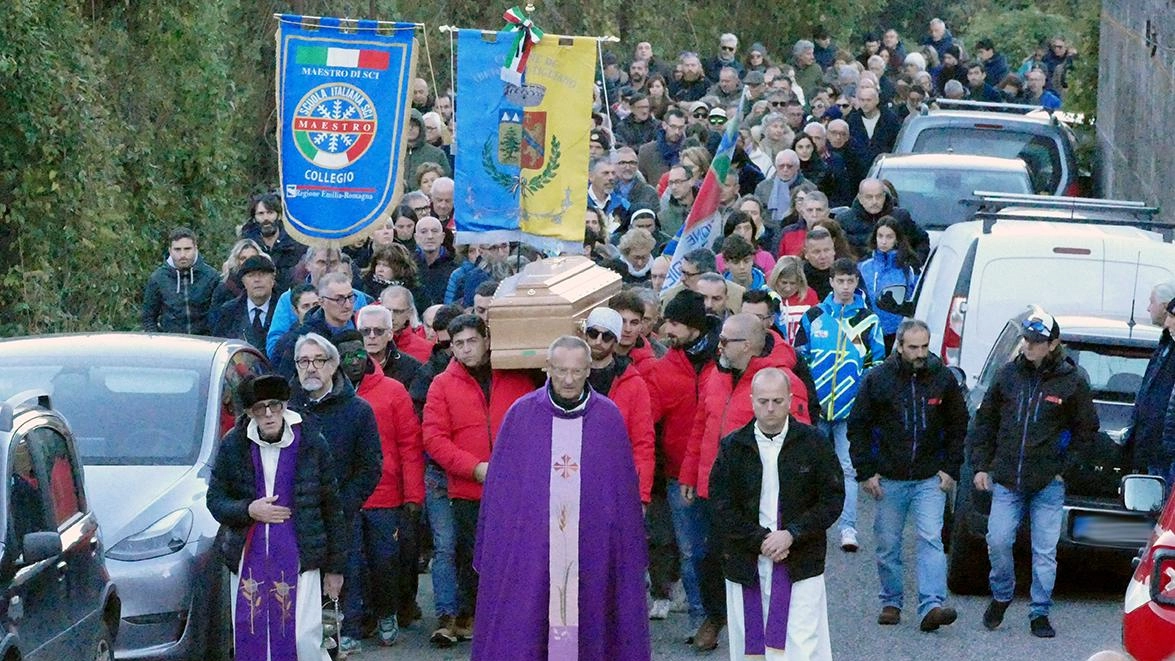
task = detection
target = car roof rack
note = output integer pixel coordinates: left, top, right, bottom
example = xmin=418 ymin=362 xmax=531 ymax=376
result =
xmin=921 ymin=99 xmax=1055 ymax=123
xmin=0 ymin=390 xmax=53 ymax=434
xmin=962 ymin=191 xmax=1167 ymax=237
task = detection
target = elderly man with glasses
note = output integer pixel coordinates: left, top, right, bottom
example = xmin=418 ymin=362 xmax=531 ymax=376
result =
xmin=272 ymin=272 xmax=359 ymax=378
xmin=754 ymin=149 xmax=807 ymax=238
xmin=208 ymin=372 xmax=349 ymax=661
xmin=285 ymin=332 xmax=384 ymax=654
xmin=355 ymin=303 xmax=422 ymax=387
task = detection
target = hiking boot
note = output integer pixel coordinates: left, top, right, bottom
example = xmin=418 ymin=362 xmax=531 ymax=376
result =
xmin=692 ymin=617 xmax=723 ymax=652
xmin=430 ymin=615 xmax=459 ymax=648
xmin=1030 ymin=616 xmax=1056 ymax=638
xmin=919 ymin=606 xmax=958 ymax=632
xmin=877 ymin=606 xmax=901 ymax=625
xmin=377 ymin=614 xmax=399 ymax=647
xmin=649 ymin=599 xmax=671 ymax=620
xmin=840 ymin=528 xmax=859 ymax=552
xmin=453 ymin=614 xmax=474 ymax=641
xmin=983 ymin=599 xmax=1011 ymax=631
xmin=339 ymin=636 xmax=363 ymax=656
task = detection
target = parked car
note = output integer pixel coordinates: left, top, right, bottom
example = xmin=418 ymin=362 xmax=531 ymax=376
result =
xmin=893 ymin=192 xmax=1172 ymax=389
xmin=1121 ymin=474 xmax=1175 ymax=661
xmin=0 ymin=390 xmax=121 ymax=660
xmin=945 ymin=310 xmax=1161 ymax=594
xmin=892 ymin=100 xmax=1081 ymax=196
xmin=0 ymin=334 xmax=270 ymax=660
xmin=867 ymin=153 xmax=1033 ymax=231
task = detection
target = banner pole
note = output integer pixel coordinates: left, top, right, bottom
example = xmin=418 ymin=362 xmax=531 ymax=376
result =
xmin=438 ymin=25 xmax=619 ymax=43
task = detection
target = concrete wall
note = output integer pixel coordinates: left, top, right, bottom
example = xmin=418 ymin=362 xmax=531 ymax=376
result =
xmin=1097 ymin=0 xmax=1174 ymax=219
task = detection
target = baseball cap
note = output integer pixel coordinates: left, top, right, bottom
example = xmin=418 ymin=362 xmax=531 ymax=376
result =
xmin=1021 ymin=309 xmax=1060 ymax=343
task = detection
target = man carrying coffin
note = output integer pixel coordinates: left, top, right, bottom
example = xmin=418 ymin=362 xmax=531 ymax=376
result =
xmin=709 ymin=368 xmax=843 ymax=660
xmin=472 ymin=336 xmax=651 ymax=660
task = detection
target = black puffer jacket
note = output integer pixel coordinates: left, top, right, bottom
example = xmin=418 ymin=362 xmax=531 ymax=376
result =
xmin=140 ymin=257 xmax=220 ymax=334
xmin=207 ymin=416 xmax=348 ymax=575
xmin=848 ymin=352 xmax=969 ymax=481
xmin=834 ymin=198 xmax=930 ymax=265
xmin=969 ymin=350 xmax=1100 ymax=494
xmin=709 ymin=419 xmax=843 ymax=585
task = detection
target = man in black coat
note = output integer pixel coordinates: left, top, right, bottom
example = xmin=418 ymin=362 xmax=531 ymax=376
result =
xmin=1140 ymin=283 xmax=1175 ymax=492
xmin=141 ymin=227 xmax=220 ymax=335
xmin=709 ymin=368 xmax=842 ymax=658
xmin=209 ymin=255 xmax=277 ymax=350
xmin=849 ymin=319 xmax=968 ymax=631
xmin=845 ymin=87 xmax=901 ymax=175
xmin=835 ymin=178 xmax=930 ymax=265
xmin=969 ymin=309 xmax=1099 ymax=638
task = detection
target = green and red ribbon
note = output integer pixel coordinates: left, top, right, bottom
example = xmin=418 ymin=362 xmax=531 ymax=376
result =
xmin=500 ymin=5 xmax=544 ymax=85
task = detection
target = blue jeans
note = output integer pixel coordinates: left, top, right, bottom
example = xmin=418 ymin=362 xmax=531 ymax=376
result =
xmin=342 ymin=508 xmax=401 ymax=637
xmin=818 ymin=420 xmax=857 ymax=533
xmin=987 ymin=480 xmax=1065 ymax=618
xmin=874 ymin=476 xmax=947 ymax=618
xmin=666 ymin=478 xmax=706 ymax=622
xmin=425 ymin=463 xmax=458 ymax=617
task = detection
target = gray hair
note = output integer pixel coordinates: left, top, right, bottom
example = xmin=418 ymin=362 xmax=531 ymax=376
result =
xmin=356 ymin=303 xmax=394 ymax=328
xmin=380 ymin=285 xmax=421 ymax=328
xmin=316 ymin=272 xmax=351 ymax=295
xmin=295 ymin=332 xmax=340 ymax=363
xmin=896 ymin=318 xmax=931 ymax=344
xmin=793 ymin=40 xmax=814 ymax=56
xmin=547 ymin=335 xmax=591 ymax=362
xmin=431 ymin=176 xmax=454 ymax=193
xmin=696 ymin=272 xmax=726 ymax=288
xmin=720 ymin=33 xmax=738 ymax=46
xmin=683 ymin=248 xmax=717 ymax=273
xmin=1153 ymin=281 xmax=1175 ymax=306
xmin=943 ymin=79 xmax=966 ymax=97
xmin=404 ymin=190 xmax=430 ymax=206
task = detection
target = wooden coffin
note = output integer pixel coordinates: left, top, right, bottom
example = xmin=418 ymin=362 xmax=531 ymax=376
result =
xmin=487 ymin=256 xmax=622 ymax=369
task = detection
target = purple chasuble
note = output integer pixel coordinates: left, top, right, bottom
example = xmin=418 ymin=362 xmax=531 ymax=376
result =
xmin=235 ymin=426 xmax=301 ymax=661
xmin=471 ymin=386 xmax=651 ymax=661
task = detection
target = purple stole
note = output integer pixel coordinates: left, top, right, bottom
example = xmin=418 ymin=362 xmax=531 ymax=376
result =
xmin=235 ymin=426 xmax=301 ymax=661
xmin=742 ymin=561 xmax=792 ymax=655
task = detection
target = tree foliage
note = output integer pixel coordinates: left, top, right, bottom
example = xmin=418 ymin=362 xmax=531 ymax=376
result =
xmin=0 ymin=0 xmax=1102 ymax=336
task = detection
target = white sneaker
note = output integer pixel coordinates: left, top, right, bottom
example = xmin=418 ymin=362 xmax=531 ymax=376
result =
xmin=669 ymin=580 xmax=689 ymax=613
xmin=840 ymin=527 xmax=859 ymax=552
xmin=648 ymin=599 xmax=671 ymax=620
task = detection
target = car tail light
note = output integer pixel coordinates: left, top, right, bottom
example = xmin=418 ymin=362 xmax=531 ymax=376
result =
xmin=941 ymin=296 xmax=966 ymax=366
xmin=1152 ymin=548 xmax=1175 ymax=606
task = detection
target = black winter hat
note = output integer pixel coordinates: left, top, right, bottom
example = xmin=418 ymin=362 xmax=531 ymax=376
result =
xmin=239 ymin=374 xmax=291 ymax=408
xmin=238 ymin=254 xmax=276 ymax=277
xmin=664 ymin=289 xmax=709 ymax=332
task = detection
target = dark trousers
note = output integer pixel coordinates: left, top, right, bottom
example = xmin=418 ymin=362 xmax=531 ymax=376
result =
xmin=396 ymin=509 xmax=421 ymax=615
xmin=451 ymin=498 xmax=481 ymax=617
xmin=696 ymin=498 xmax=727 ymax=620
xmin=342 ymin=508 xmax=402 ymax=637
xmin=645 ymin=486 xmax=680 ymax=599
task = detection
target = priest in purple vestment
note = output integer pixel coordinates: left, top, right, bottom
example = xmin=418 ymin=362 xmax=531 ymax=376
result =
xmin=472 ymin=335 xmax=651 ymax=661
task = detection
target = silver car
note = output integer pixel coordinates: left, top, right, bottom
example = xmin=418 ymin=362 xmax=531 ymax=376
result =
xmin=0 ymin=333 xmax=270 ymax=660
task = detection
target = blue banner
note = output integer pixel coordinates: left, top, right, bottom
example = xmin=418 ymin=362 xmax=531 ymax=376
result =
xmin=453 ymin=30 xmax=523 ymax=244
xmin=276 ymin=15 xmax=417 ymax=244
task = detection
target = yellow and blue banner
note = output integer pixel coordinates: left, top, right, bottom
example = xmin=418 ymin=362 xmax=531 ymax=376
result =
xmin=454 ymin=29 xmax=595 ymax=253
xmin=276 ymin=15 xmax=417 ymax=245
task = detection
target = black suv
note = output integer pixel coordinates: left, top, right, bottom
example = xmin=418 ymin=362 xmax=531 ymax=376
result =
xmin=0 ymin=391 xmax=120 ymax=659
xmin=946 ymin=311 xmax=1160 ymax=594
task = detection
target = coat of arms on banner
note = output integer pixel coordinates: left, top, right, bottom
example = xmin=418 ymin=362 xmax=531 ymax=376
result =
xmin=481 ymin=83 xmax=560 ymax=197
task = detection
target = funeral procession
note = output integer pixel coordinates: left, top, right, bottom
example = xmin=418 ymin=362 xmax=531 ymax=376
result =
xmin=1 ymin=1 xmax=1174 ymax=660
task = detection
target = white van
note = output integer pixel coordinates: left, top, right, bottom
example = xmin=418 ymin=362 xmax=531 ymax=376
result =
xmin=904 ymin=193 xmax=1170 ymax=387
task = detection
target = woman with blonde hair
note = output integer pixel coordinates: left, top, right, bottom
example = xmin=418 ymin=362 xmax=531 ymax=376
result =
xmin=767 ymin=255 xmax=819 ymax=343
xmin=212 ymin=238 xmax=264 ymax=309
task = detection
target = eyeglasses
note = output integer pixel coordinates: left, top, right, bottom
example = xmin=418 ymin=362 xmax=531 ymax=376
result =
xmin=770 ymin=101 xmax=787 ymax=107
xmin=617 ymin=159 xmax=638 ymax=166
xmin=585 ymin=327 xmax=617 ymax=343
xmin=549 ymin=366 xmax=589 ymax=379
xmin=249 ymin=399 xmax=285 ymax=417
xmin=667 ymin=178 xmax=690 ymax=186
xmin=680 ymin=269 xmax=701 ymax=278
xmin=718 ymin=336 xmax=747 ymax=346
xmin=341 ymin=349 xmax=368 ymax=363
xmin=709 ymin=117 xmax=727 ymax=125
xmin=359 ymin=327 xmax=388 ymax=337
xmin=720 ymin=46 xmax=736 ymax=52
xmin=1051 ymin=43 xmax=1066 ymax=49
xmin=294 ymin=357 xmax=330 ymax=370
xmin=410 ymin=205 xmax=431 ymax=214
xmin=837 ymin=102 xmax=851 ymax=109
xmin=692 ymin=112 xmax=707 ymax=119
xmin=388 ymin=307 xmax=411 ymax=315
xmin=321 ymin=293 xmax=356 ymax=305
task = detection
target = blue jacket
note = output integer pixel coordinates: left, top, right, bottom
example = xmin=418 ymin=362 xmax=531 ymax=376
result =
xmin=794 ymin=292 xmax=886 ymax=421
xmin=858 ymin=250 xmax=919 ymax=334
xmin=265 ymin=285 xmax=371 ymax=359
xmin=724 ymin=267 xmax=767 ymax=291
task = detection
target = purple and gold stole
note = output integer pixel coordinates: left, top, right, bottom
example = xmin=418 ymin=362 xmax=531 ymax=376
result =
xmin=235 ymin=426 xmax=301 ymax=660
xmin=547 ymin=414 xmax=583 ymax=660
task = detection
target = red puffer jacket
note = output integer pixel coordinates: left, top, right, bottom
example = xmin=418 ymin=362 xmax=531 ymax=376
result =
xmin=606 ymin=361 xmax=656 ymax=503
xmin=395 ymin=326 xmax=435 ymax=363
xmin=423 ymin=362 xmax=535 ymax=501
xmin=649 ymin=347 xmax=716 ymax=481
xmin=357 ymin=367 xmax=424 ymax=508
xmin=681 ymin=350 xmax=811 ymax=499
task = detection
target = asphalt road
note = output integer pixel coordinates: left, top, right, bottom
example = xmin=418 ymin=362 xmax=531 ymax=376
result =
xmin=349 ymin=496 xmax=1131 ymax=660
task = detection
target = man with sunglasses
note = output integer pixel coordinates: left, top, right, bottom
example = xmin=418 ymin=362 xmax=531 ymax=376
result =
xmin=704 ymin=33 xmax=743 ymax=84
xmin=970 ymin=309 xmax=1098 ymax=639
xmin=356 ymin=303 xmax=422 ymax=387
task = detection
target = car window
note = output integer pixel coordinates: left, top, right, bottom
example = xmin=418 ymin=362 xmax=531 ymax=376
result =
xmin=219 ymin=350 xmax=268 ymax=437
xmin=26 ymin=427 xmax=83 ymax=527
xmin=0 ymin=365 xmax=208 ymax=466
xmin=910 ymin=127 xmax=1062 ymax=194
xmin=881 ymin=167 xmax=1033 ymax=229
xmin=976 ymin=320 xmax=1024 ymax=392
xmin=1064 ymin=342 xmax=1151 ymax=402
xmin=8 ymin=437 xmax=51 ymax=552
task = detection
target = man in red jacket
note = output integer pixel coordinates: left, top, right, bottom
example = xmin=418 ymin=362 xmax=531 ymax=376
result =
xmin=678 ymin=313 xmax=812 ymax=651
xmin=382 ymin=284 xmax=435 ymax=363
xmin=422 ymin=314 xmax=534 ymax=645
xmin=610 ymin=289 xmax=666 ymax=378
xmin=583 ymin=307 xmax=655 ymax=503
xmin=334 ymin=331 xmax=424 ymax=650
xmin=647 ymin=290 xmax=720 ymax=645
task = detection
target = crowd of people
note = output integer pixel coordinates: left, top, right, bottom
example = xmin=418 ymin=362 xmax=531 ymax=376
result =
xmin=138 ymin=17 xmax=1103 ymax=661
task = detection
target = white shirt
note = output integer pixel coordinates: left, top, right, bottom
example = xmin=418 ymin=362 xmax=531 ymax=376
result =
xmin=247 ymin=297 xmax=272 ymax=322
xmin=861 ymin=112 xmax=880 ymax=140
xmin=754 ymin=421 xmax=789 ymax=530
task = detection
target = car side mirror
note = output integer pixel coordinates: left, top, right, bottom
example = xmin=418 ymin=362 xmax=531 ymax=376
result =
xmin=876 ymin=285 xmax=910 ymax=315
xmin=1121 ymin=474 xmax=1165 ymax=513
xmin=22 ymin=531 xmax=62 ymax=564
